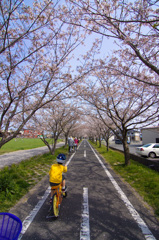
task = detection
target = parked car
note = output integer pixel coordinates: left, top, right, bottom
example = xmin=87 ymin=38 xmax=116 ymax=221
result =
xmin=115 ymin=139 xmax=130 ymax=144
xmin=136 ymin=143 xmax=159 ymax=158
xmin=115 ymin=139 xmax=122 ymax=144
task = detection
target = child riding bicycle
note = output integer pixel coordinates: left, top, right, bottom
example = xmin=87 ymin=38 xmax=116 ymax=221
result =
xmin=49 ymin=153 xmax=67 ymax=201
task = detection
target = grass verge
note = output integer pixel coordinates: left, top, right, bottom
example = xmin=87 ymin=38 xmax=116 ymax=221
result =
xmin=0 ymin=138 xmax=62 ymax=155
xmin=90 ymin=141 xmax=159 ymax=218
xmin=0 ymin=146 xmax=68 ymax=212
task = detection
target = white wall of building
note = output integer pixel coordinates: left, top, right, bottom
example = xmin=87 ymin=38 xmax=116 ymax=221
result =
xmin=142 ymin=127 xmax=159 ymax=145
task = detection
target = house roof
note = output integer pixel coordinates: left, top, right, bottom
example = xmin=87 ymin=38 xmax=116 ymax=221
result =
xmin=141 ymin=126 xmax=159 ymax=131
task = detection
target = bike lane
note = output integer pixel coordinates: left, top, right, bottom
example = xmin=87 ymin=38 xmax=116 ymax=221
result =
xmin=11 ymin=140 xmax=159 ymax=240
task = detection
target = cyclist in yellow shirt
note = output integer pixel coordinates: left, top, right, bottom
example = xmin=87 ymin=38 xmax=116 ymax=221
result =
xmin=49 ymin=154 xmax=67 ymax=200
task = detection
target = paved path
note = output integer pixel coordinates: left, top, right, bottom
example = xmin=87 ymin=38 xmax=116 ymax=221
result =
xmin=0 ymin=142 xmax=65 ymax=169
xmin=11 ymin=140 xmax=159 ymax=240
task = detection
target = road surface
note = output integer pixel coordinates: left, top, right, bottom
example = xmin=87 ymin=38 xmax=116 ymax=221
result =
xmin=10 ymin=140 xmax=159 ymax=240
xmin=109 ymin=141 xmax=142 ymax=155
xmin=0 ymin=142 xmax=64 ymax=169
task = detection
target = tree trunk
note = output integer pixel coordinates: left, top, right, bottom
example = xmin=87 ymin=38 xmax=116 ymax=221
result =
xmin=40 ymin=135 xmax=52 ymax=154
xmin=64 ymin=134 xmax=68 ymax=148
xmin=51 ymin=137 xmax=58 ymax=155
xmin=99 ymin=136 xmax=101 ymax=148
xmin=106 ymin=139 xmax=109 ymax=152
xmin=123 ymin=138 xmax=130 ymax=165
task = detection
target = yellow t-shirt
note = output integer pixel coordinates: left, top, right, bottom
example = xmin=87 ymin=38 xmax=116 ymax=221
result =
xmin=49 ymin=163 xmax=67 ymax=183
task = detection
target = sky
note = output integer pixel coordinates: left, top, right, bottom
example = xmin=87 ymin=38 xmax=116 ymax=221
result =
xmin=68 ymin=33 xmax=119 ymax=75
xmin=23 ymin=0 xmax=119 ymax=75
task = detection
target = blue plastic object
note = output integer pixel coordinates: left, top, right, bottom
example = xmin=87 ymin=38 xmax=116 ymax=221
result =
xmin=0 ymin=213 xmax=22 ymax=240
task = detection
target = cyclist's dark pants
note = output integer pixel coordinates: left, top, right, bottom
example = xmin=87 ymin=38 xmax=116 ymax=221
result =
xmin=50 ymin=175 xmax=65 ymax=186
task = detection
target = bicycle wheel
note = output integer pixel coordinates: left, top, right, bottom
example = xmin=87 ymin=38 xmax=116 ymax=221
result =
xmin=52 ymin=193 xmax=59 ymax=217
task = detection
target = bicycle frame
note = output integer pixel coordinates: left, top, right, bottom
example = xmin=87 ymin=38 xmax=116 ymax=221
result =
xmin=52 ymin=184 xmax=63 ymax=207
xmin=47 ymin=183 xmax=66 ymax=218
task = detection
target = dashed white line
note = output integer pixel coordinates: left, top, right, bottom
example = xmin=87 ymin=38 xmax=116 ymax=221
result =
xmin=84 ymin=150 xmax=86 ymax=157
xmin=66 ymin=151 xmax=75 ymax=166
xmin=80 ymin=188 xmax=90 ymax=240
xmin=88 ymin=141 xmax=156 ymax=240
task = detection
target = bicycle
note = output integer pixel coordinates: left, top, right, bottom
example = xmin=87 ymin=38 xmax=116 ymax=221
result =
xmin=47 ymin=183 xmax=67 ymax=219
xmin=69 ymin=145 xmax=74 ymax=153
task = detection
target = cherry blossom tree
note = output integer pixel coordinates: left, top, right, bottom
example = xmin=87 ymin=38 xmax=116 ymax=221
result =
xmin=100 ymin=121 xmax=114 ymax=151
xmin=32 ymin=100 xmax=82 ymax=154
xmin=82 ymin=110 xmax=114 ymax=150
xmin=0 ymin=0 xmax=85 ymax=148
xmin=80 ymin=69 xmax=159 ymax=165
xmin=58 ymin=0 xmax=159 ymax=164
xmin=66 ymin=0 xmax=159 ymax=86
xmin=58 ymin=103 xmax=82 ymax=148
xmin=89 ymin=117 xmax=103 ymax=146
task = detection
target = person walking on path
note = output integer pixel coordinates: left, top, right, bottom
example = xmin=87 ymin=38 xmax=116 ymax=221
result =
xmin=74 ymin=137 xmax=78 ymax=151
xmin=68 ymin=137 xmax=74 ymax=153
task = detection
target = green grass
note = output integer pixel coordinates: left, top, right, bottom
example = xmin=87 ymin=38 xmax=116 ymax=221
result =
xmin=90 ymin=141 xmax=159 ymax=218
xmin=0 ymin=146 xmax=68 ymax=212
xmin=0 ymin=138 xmax=62 ymax=154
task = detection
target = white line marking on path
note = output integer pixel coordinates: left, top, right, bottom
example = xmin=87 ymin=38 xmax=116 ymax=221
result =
xmin=80 ymin=188 xmax=90 ymax=240
xmin=18 ymin=187 xmax=50 ymax=240
xmin=88 ymin=142 xmax=156 ymax=240
xmin=18 ymin=152 xmax=75 ymax=240
xmin=84 ymin=150 xmax=86 ymax=158
xmin=66 ymin=151 xmax=75 ymax=166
